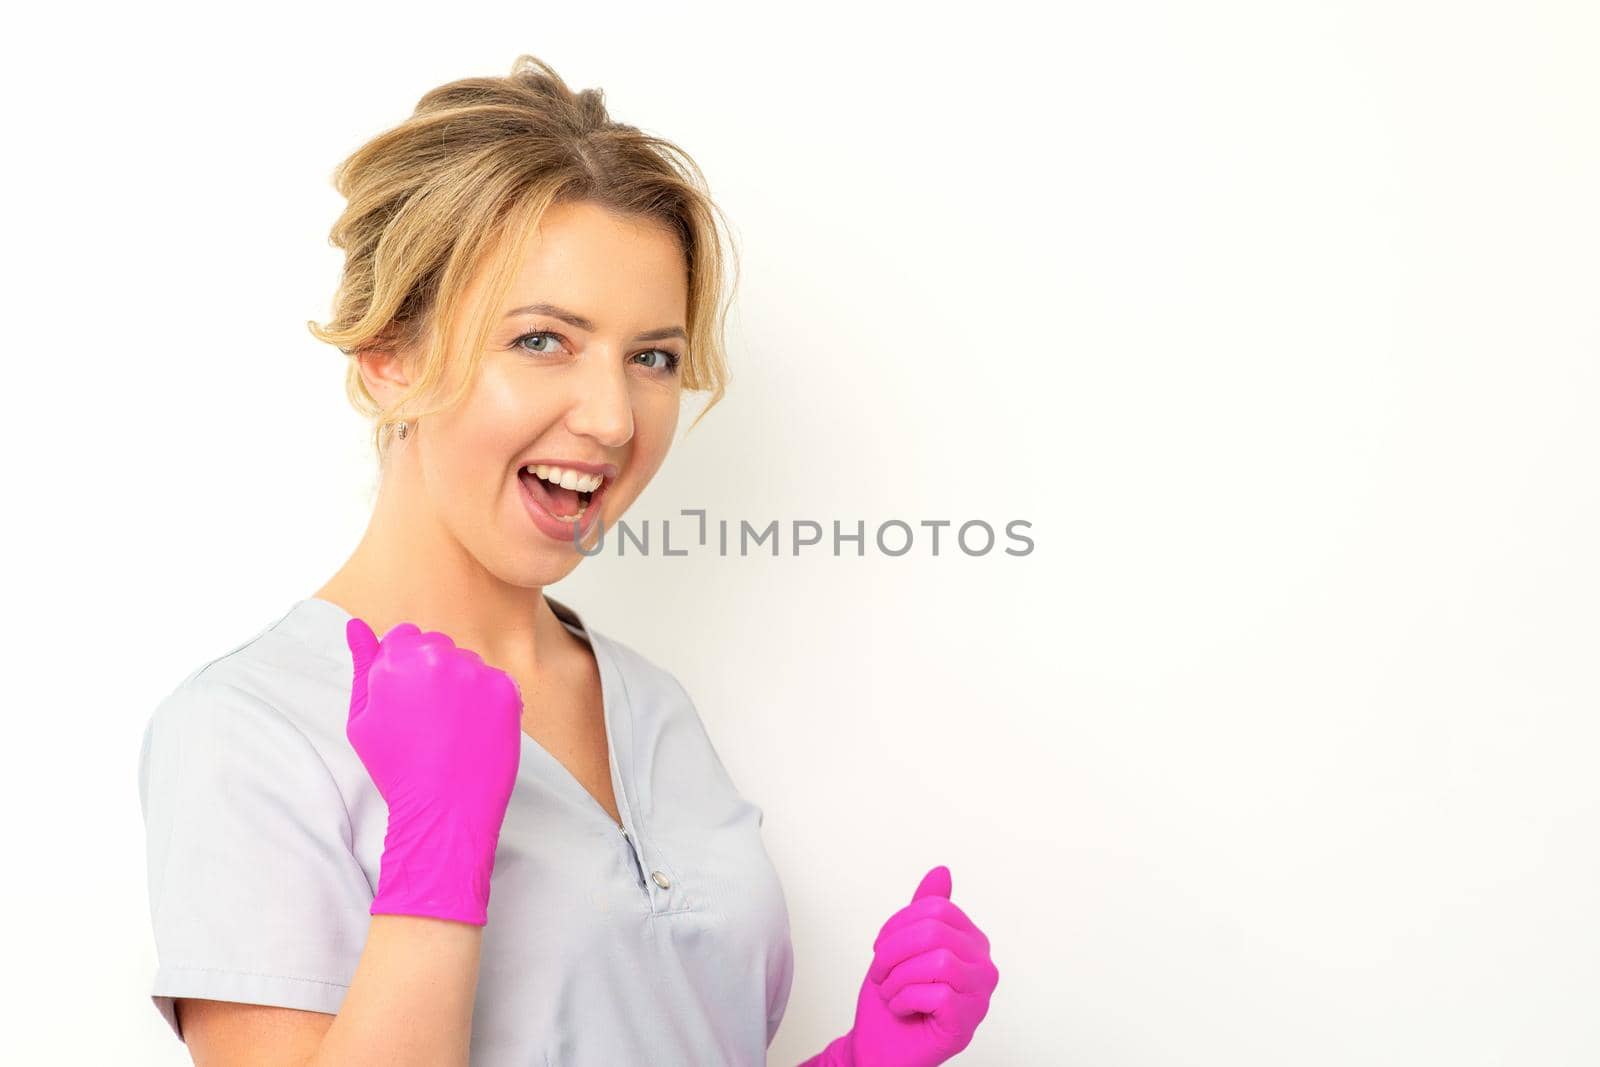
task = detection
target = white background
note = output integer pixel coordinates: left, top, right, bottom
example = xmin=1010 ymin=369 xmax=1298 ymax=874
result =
xmin=3 ymin=1 xmax=1596 ymax=1063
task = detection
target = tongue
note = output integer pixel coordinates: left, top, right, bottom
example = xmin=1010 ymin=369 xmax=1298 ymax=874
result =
xmin=521 ymin=470 xmax=581 ymax=516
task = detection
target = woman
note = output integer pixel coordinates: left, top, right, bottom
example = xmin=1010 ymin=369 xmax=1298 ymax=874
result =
xmin=137 ymin=55 xmax=999 ymax=1066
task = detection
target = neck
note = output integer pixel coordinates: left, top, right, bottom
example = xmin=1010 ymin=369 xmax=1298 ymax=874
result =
xmin=313 ymin=449 xmax=568 ymax=677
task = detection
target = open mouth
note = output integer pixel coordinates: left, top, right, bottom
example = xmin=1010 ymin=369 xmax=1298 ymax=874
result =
xmin=517 ymin=463 xmax=605 ymax=525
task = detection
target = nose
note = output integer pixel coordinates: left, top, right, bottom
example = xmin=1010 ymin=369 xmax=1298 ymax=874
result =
xmin=562 ymin=345 xmax=635 ymax=449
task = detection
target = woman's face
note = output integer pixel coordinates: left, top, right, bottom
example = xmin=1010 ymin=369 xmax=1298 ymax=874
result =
xmin=383 ymin=199 xmax=687 ymax=587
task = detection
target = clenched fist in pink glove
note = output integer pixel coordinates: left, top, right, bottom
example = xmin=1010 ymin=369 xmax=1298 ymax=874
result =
xmin=799 ymin=865 xmax=999 ymax=1067
xmin=346 ymin=617 xmax=525 ymax=926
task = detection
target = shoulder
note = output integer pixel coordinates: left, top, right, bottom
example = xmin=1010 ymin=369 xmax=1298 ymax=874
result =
xmin=140 ymin=667 xmax=329 ymax=797
xmin=585 ymin=622 xmax=734 ymax=765
xmin=137 ymin=642 xmax=353 ymax=837
xmin=587 ymin=624 xmax=698 ymax=714
xmin=586 ymin=622 xmax=763 ymax=817
xmin=144 ymin=667 xmax=311 ymax=758
xmin=140 ymin=605 xmax=349 ymax=781
xmin=548 ymin=596 xmax=690 ymax=703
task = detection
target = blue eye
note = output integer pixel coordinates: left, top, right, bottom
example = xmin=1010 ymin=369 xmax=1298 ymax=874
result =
xmin=513 ymin=330 xmax=563 ymax=355
xmin=635 ymin=349 xmax=683 ymax=373
xmin=511 ymin=329 xmax=682 ymax=375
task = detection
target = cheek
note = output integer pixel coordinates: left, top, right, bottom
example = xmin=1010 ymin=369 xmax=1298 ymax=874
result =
xmin=594 ymin=394 xmax=675 ymax=511
xmin=446 ymin=417 xmax=517 ymax=482
xmin=631 ymin=393 xmax=680 ymax=466
xmin=423 ymin=403 xmax=530 ymax=507
xmin=455 ymin=366 xmax=549 ymax=456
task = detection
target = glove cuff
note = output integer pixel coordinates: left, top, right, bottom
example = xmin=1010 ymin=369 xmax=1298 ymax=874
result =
xmin=370 ymin=809 xmax=497 ymax=925
xmin=796 ymin=1031 xmax=855 ymax=1067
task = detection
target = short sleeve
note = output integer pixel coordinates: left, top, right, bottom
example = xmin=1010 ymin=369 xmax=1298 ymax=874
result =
xmin=766 ymin=938 xmax=794 ymax=1047
xmin=137 ymin=675 xmax=374 ymax=1041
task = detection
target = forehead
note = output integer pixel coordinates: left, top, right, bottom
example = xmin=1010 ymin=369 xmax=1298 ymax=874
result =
xmin=494 ymin=200 xmax=688 ymax=322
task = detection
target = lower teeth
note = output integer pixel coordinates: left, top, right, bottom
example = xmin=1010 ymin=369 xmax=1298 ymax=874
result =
xmin=523 ymin=472 xmax=595 ymax=522
xmin=546 ymin=489 xmax=593 ymax=522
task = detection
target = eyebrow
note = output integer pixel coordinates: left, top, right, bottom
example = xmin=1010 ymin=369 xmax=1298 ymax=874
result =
xmin=503 ymin=302 xmax=687 ymax=343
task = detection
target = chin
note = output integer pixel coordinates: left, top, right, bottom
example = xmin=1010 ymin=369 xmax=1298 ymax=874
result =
xmin=490 ymin=550 xmax=584 ymax=591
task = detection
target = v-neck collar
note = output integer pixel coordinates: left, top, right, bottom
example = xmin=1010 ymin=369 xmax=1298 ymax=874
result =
xmin=517 ymin=600 xmax=634 ymax=835
xmin=273 ymin=594 xmax=637 ymax=837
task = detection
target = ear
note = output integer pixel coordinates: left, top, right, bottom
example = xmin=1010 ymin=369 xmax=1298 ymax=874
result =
xmin=354 ymin=332 xmax=415 ymax=410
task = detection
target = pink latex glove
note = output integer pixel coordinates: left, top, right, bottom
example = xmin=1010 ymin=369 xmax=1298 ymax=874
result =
xmin=799 ymin=865 xmax=999 ymax=1067
xmin=346 ymin=617 xmax=524 ymax=926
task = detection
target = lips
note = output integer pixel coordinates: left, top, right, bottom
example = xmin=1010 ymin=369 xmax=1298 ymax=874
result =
xmin=519 ymin=467 xmax=588 ymax=517
xmin=517 ymin=467 xmax=609 ymax=544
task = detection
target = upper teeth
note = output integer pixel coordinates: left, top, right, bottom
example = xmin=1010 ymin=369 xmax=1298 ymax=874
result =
xmin=526 ymin=464 xmax=604 ymax=493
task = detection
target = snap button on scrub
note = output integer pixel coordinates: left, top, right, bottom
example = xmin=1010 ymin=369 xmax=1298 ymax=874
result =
xmin=652 ymin=870 xmax=671 ymax=889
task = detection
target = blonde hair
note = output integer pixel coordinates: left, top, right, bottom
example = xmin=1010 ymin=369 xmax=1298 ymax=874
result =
xmin=306 ymin=55 xmax=737 ymax=465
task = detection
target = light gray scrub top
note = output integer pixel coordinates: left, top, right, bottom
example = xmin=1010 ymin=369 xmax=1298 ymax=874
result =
xmin=138 ymin=596 xmax=796 ymax=1065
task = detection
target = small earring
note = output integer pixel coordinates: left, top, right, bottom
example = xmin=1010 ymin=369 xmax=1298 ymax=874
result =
xmin=395 ymin=420 xmax=409 ymax=440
